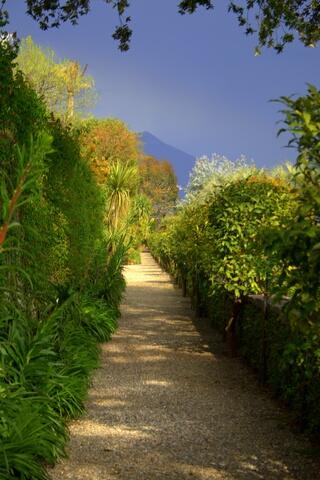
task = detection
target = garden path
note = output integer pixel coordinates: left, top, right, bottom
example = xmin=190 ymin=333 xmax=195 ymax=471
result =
xmin=50 ymin=252 xmax=320 ymax=480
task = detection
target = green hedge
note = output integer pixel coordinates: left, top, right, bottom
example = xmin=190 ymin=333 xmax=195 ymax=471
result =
xmin=0 ymin=41 xmax=127 ymax=479
xmin=186 ymin=285 xmax=320 ymax=435
xmin=149 ymin=170 xmax=320 ymax=435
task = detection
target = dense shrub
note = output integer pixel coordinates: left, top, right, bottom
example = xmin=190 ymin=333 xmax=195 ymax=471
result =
xmin=209 ymin=294 xmax=320 ymax=433
xmin=149 ymin=159 xmax=320 ymax=434
xmin=266 ymin=86 xmax=320 ymax=327
xmin=0 ymin=41 xmax=127 ymax=478
xmin=45 ymin=120 xmax=106 ymax=288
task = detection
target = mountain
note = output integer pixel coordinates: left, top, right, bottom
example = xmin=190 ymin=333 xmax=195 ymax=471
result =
xmin=139 ymin=131 xmax=196 ymax=190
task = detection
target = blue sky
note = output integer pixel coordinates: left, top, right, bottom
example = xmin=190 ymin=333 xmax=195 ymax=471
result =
xmin=8 ymin=0 xmax=320 ymax=169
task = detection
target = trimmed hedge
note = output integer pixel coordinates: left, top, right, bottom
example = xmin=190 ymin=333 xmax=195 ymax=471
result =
xmin=0 ymin=41 xmax=128 ymax=479
xmin=193 ymin=286 xmax=320 ymax=435
xmin=149 ymin=171 xmax=320 ymax=435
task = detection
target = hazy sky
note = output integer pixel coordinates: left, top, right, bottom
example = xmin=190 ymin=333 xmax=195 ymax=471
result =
xmin=8 ymin=0 xmax=320 ymax=168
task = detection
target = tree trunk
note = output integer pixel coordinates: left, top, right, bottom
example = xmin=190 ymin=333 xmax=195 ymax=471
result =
xmin=225 ymin=297 xmax=243 ymax=357
xmin=261 ymin=277 xmax=269 ymax=383
xmin=182 ymin=276 xmax=187 ymax=297
xmin=66 ymin=89 xmax=74 ymax=120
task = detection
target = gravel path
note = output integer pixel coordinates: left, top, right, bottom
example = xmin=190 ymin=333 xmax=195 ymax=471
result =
xmin=50 ymin=252 xmax=320 ymax=480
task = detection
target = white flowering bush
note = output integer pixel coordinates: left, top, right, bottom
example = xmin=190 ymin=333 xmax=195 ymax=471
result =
xmin=184 ymin=153 xmax=255 ymax=203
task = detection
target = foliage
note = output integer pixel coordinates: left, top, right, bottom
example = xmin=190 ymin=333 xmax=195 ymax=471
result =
xmin=128 ymin=194 xmax=153 ymax=244
xmin=150 ymin=171 xmax=295 ymax=307
xmin=0 ymin=132 xmax=53 ymax=249
xmin=139 ymin=155 xmax=178 ymax=220
xmin=264 ymin=85 xmax=320 ymax=328
xmin=123 ymin=194 xmax=153 ymax=263
xmin=0 ymin=39 xmax=47 ymax=175
xmin=105 ymin=161 xmax=138 ymax=231
xmin=149 ymin=157 xmax=257 ymax=282
xmin=4 ymin=1 xmax=319 ymax=52
xmin=205 ymin=174 xmax=295 ymax=299
xmin=149 ymin=202 xmax=209 ymax=311
xmin=229 ymin=1 xmax=320 ymax=53
xmin=45 ymin=120 xmax=106 ymax=288
xmin=0 ymin=393 xmax=67 ymax=480
xmin=0 ymin=288 xmax=122 ymax=478
xmin=16 ymin=36 xmax=96 ymax=120
xmin=81 ymin=118 xmax=141 ymax=184
xmin=184 ymin=153 xmax=254 ymax=203
xmin=16 ymin=36 xmax=65 ymax=112
xmin=57 ymin=58 xmax=95 ymax=120
xmin=0 ymin=40 xmax=127 ymax=479
xmin=149 ymin=86 xmax=320 ymax=432
xmin=103 ymin=235 xmax=127 ymax=306
xmin=208 ymin=293 xmax=320 ymax=434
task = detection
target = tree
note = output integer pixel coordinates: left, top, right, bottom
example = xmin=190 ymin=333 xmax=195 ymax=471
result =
xmin=228 ymin=1 xmax=320 ymax=53
xmin=0 ymin=36 xmax=47 ymax=177
xmin=265 ymin=85 xmax=320 ymax=327
xmin=16 ymin=36 xmax=64 ymax=113
xmin=127 ymin=193 xmax=153 ymax=246
xmin=2 ymin=1 xmax=319 ymax=52
xmin=184 ymin=153 xmax=253 ymax=203
xmin=81 ymin=118 xmax=141 ymax=184
xmin=16 ymin=36 xmax=95 ymax=120
xmin=138 ymin=155 xmax=178 ymax=221
xmin=57 ymin=60 xmax=95 ymax=120
xmin=105 ymin=161 xmax=138 ymax=231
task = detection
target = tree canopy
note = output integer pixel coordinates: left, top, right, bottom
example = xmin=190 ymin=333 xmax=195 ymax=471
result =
xmin=1 ymin=0 xmax=319 ymax=52
xmin=138 ymin=155 xmax=178 ymax=221
xmin=80 ymin=118 xmax=141 ymax=184
xmin=16 ymin=36 xmax=96 ymax=120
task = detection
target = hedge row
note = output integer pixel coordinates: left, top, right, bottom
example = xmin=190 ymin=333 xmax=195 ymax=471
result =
xmin=0 ymin=42 xmax=127 ymax=479
xmin=149 ymin=170 xmax=320 ymax=435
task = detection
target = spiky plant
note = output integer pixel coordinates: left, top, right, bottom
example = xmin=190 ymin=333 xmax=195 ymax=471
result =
xmin=105 ymin=161 xmax=138 ymax=231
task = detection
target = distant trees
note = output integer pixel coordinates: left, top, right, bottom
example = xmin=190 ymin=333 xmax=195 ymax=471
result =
xmin=81 ymin=118 xmax=141 ymax=184
xmin=139 ymin=155 xmax=178 ymax=220
xmin=16 ymin=36 xmax=63 ymax=111
xmin=127 ymin=193 xmax=153 ymax=246
xmin=185 ymin=153 xmax=253 ymax=203
xmin=2 ymin=1 xmax=319 ymax=52
xmin=16 ymin=36 xmax=95 ymax=120
xmin=80 ymin=119 xmax=178 ymax=220
xmin=57 ymin=59 xmax=95 ymax=120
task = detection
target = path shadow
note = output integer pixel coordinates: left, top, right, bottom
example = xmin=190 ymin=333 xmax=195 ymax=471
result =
xmin=50 ymin=258 xmax=320 ymax=480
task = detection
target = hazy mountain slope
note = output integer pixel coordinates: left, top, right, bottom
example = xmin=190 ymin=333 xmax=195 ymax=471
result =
xmin=140 ymin=131 xmax=195 ymax=189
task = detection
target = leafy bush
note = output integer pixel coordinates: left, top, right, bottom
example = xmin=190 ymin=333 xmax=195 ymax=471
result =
xmin=0 ymin=40 xmax=129 ymax=478
xmin=266 ymin=85 xmax=320 ymax=327
xmin=184 ymin=153 xmax=253 ymax=202
xmin=205 ymin=174 xmax=295 ymax=299
xmin=0 ymin=393 xmax=67 ymax=480
xmin=149 ymin=111 xmax=320 ymax=433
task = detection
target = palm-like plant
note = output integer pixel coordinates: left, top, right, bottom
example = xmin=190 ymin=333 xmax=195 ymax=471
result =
xmin=105 ymin=161 xmax=138 ymax=231
xmin=57 ymin=60 xmax=95 ymax=121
